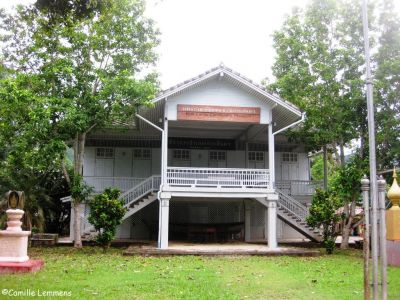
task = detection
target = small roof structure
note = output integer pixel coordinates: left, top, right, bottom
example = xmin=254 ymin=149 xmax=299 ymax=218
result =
xmin=137 ymin=64 xmax=303 ymax=133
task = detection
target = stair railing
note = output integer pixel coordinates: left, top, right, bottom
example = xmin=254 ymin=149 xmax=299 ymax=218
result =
xmin=276 ymin=188 xmax=309 ymax=221
xmin=120 ymin=175 xmax=161 ymax=208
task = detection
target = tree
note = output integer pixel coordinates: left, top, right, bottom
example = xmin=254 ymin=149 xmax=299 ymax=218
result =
xmin=269 ymin=0 xmax=400 ymax=168
xmin=0 ymin=75 xmax=69 ymax=232
xmin=269 ymin=0 xmax=362 ymax=162
xmin=307 ymin=188 xmax=342 ymax=254
xmin=375 ymin=0 xmax=400 ymax=169
xmin=0 ymin=0 xmax=159 ymax=247
xmin=0 ymin=142 xmax=71 ymax=233
xmin=310 ymin=153 xmax=335 ymax=182
xmin=270 ymin=0 xmax=399 ymax=249
xmin=331 ymin=155 xmax=367 ymax=249
xmin=34 ymin=0 xmax=111 ymax=20
xmin=88 ymin=188 xmax=126 ymax=249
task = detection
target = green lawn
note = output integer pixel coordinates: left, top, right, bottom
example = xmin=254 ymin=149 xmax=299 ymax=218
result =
xmin=1 ymin=247 xmax=399 ymax=299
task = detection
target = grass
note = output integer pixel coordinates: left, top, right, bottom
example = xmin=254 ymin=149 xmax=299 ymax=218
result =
xmin=1 ymin=246 xmax=399 ymax=299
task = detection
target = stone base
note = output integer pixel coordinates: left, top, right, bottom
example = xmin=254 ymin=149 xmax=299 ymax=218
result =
xmin=387 ymin=240 xmax=400 ymax=267
xmin=0 ymin=260 xmax=44 ymax=274
xmin=0 ymin=230 xmax=30 ymax=263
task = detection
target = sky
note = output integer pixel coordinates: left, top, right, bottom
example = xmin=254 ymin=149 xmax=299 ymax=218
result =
xmin=1 ymin=0 xmax=397 ymax=90
xmin=145 ymin=0 xmax=309 ymax=89
xmin=1 ymin=0 xmax=310 ymax=89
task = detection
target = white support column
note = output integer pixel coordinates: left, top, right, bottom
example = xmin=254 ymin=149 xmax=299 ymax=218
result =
xmin=264 ymin=207 xmax=268 ymax=241
xmin=268 ymin=123 xmax=275 ymax=189
xmin=267 ymin=200 xmax=278 ymax=249
xmin=245 ymin=202 xmax=251 ymax=242
xmin=162 ymin=110 xmax=169 ymax=186
xmin=158 ymin=193 xmax=171 ymax=249
xmin=160 ymin=130 xmax=165 ymax=186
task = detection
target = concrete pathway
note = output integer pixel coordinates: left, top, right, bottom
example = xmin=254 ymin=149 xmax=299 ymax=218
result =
xmin=123 ymin=241 xmax=320 ymax=256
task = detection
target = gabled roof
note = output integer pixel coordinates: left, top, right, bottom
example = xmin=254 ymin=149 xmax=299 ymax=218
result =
xmin=153 ymin=64 xmax=302 ymax=117
xmin=140 ymin=65 xmax=302 ymax=132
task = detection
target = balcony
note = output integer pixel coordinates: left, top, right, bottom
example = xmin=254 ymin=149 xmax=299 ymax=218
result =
xmin=165 ymin=167 xmax=271 ymax=190
xmin=84 ymin=171 xmax=322 ymax=198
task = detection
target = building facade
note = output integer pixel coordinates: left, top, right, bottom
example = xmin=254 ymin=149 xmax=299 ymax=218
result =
xmin=76 ymin=65 xmax=323 ymax=249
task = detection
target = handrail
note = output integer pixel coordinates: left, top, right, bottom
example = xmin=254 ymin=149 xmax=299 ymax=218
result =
xmin=166 ymin=167 xmax=271 ymax=189
xmin=276 ymin=188 xmax=309 ymax=221
xmin=84 ymin=176 xmax=147 ymax=192
xmin=275 ymin=180 xmax=323 ymax=196
xmin=120 ymin=175 xmax=161 ymax=208
xmin=167 ymin=166 xmax=270 ymax=172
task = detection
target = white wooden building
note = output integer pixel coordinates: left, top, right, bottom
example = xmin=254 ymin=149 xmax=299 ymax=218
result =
xmin=76 ymin=65 xmax=323 ymax=249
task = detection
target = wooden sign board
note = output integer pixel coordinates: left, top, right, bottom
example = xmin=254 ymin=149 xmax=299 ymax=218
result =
xmin=177 ymin=104 xmax=260 ymax=123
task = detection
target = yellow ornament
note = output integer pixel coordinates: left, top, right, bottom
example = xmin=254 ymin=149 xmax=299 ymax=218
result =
xmin=388 ymin=167 xmax=400 ymax=207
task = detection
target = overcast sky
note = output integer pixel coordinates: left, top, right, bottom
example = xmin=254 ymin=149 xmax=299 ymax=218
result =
xmin=1 ymin=0 xmax=396 ymax=90
xmin=145 ymin=0 xmax=310 ymax=88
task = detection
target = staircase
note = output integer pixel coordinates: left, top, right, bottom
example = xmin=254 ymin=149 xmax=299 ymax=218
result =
xmin=275 ymin=189 xmax=323 ymax=242
xmin=80 ymin=175 xmax=322 ymax=242
xmin=82 ymin=175 xmax=161 ymax=237
xmin=120 ymin=175 xmax=161 ymax=220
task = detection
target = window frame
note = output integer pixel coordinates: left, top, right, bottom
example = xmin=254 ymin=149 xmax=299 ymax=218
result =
xmin=281 ymin=152 xmax=298 ymax=163
xmin=248 ymin=151 xmax=264 ymax=162
xmin=133 ymin=148 xmax=152 ymax=160
xmin=173 ymin=149 xmax=191 ymax=161
xmin=209 ymin=151 xmax=226 ymax=162
xmin=96 ymin=147 xmax=114 ymax=159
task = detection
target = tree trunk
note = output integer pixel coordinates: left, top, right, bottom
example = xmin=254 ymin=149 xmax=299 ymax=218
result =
xmin=339 ymin=139 xmax=345 ymax=166
xmin=332 ymin=142 xmax=341 ymax=166
xmin=74 ymin=132 xmax=86 ymax=174
xmin=72 ymin=132 xmax=87 ymax=248
xmin=323 ymin=145 xmax=328 ymax=190
xmin=340 ymin=200 xmax=356 ymax=249
xmin=340 ymin=222 xmax=352 ymax=249
xmin=73 ymin=202 xmax=83 ymax=248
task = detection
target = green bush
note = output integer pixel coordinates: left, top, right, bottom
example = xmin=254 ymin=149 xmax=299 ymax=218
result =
xmin=307 ymin=188 xmax=342 ymax=254
xmin=88 ymin=188 xmax=127 ymax=249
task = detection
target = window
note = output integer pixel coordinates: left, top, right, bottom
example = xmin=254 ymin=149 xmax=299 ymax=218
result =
xmin=173 ymin=149 xmax=190 ymax=160
xmin=209 ymin=151 xmax=226 ymax=161
xmin=134 ymin=148 xmax=151 ymax=159
xmin=248 ymin=151 xmax=264 ymax=162
xmin=96 ymin=148 xmax=114 ymax=159
xmin=282 ymin=152 xmax=298 ymax=162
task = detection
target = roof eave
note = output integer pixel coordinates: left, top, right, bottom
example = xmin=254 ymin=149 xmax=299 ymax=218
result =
xmin=151 ymin=66 xmax=302 ymax=118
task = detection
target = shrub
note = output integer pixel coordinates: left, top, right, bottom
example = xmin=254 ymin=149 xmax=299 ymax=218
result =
xmin=307 ymin=188 xmax=342 ymax=254
xmin=88 ymin=188 xmax=127 ymax=249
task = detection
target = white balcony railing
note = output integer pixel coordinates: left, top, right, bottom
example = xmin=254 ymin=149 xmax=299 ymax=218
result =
xmin=275 ymin=180 xmax=323 ymax=196
xmin=166 ymin=167 xmax=271 ymax=189
xmin=84 ymin=176 xmax=147 ymax=193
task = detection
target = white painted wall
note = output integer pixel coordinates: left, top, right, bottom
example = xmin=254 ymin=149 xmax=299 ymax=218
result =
xmin=114 ymin=148 xmax=132 ymax=177
xmin=298 ymin=152 xmax=310 ymax=180
xmin=115 ymin=218 xmax=132 ymax=239
xmin=227 ymin=151 xmax=246 ymax=168
xmin=190 ymin=150 xmax=209 ymax=167
xmin=166 ymin=80 xmax=272 ymax=124
xmin=83 ymin=148 xmax=95 ymax=176
xmin=152 ymin=148 xmax=161 ymax=175
xmin=132 ymin=155 xmax=151 ymax=177
xmin=83 ymin=147 xmax=310 ymax=181
xmin=94 ymin=158 xmax=113 ymax=177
